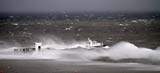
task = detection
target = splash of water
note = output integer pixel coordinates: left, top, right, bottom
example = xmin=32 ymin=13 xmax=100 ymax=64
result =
xmin=0 ymin=37 xmax=160 ymax=64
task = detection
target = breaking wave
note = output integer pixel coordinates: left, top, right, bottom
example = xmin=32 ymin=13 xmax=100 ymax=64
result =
xmin=0 ymin=37 xmax=160 ymax=65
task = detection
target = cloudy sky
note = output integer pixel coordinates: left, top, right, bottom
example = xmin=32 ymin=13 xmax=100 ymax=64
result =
xmin=0 ymin=0 xmax=160 ymax=13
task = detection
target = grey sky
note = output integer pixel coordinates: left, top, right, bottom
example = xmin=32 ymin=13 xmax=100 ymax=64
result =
xmin=0 ymin=0 xmax=160 ymax=13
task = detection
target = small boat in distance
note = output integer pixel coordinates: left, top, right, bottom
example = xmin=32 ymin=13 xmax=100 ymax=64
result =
xmin=86 ymin=38 xmax=109 ymax=49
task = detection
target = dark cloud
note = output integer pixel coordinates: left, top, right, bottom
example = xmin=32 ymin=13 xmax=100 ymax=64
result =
xmin=0 ymin=0 xmax=160 ymax=13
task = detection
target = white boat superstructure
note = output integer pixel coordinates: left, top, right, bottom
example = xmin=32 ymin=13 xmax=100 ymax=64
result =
xmin=85 ymin=38 xmax=109 ymax=49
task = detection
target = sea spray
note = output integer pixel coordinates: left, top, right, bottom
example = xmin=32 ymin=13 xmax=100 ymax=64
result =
xmin=0 ymin=38 xmax=160 ymax=64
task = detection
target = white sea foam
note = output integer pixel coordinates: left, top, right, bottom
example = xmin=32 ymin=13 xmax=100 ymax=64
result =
xmin=0 ymin=37 xmax=160 ymax=64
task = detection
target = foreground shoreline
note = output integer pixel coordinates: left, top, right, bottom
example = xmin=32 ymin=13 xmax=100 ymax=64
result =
xmin=0 ymin=59 xmax=160 ymax=73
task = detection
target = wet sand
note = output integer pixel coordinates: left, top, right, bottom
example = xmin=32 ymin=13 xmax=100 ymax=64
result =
xmin=0 ymin=60 xmax=160 ymax=73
